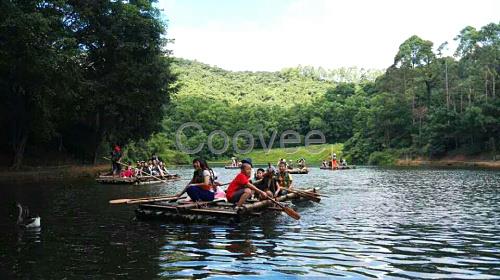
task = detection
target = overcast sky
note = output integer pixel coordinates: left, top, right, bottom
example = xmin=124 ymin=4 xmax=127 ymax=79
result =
xmin=158 ymin=0 xmax=499 ymax=71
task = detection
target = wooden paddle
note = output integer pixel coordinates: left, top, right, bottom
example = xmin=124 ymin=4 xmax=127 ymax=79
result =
xmin=287 ymin=189 xmax=321 ymax=203
xmin=103 ymin=157 xmax=172 ymax=183
xmin=266 ymin=197 xmax=301 ymax=220
xmin=110 ymin=195 xmax=185 ymax=205
xmin=292 ymin=189 xmax=330 ymax=198
xmin=126 ymin=196 xmax=186 ymax=205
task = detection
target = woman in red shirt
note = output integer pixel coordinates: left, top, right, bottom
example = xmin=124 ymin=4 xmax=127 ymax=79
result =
xmin=226 ymin=161 xmax=267 ymax=207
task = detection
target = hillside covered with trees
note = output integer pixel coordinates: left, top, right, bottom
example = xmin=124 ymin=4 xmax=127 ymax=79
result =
xmin=129 ymin=22 xmax=499 ymax=165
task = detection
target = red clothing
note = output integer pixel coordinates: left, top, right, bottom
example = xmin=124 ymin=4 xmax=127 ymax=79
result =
xmin=121 ymin=169 xmax=134 ymax=178
xmin=226 ymin=172 xmax=250 ymax=200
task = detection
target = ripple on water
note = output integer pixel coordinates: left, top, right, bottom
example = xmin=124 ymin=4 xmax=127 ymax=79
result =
xmin=1 ymin=167 xmax=499 ymax=279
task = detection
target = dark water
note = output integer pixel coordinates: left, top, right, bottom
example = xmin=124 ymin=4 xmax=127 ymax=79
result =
xmin=1 ymin=167 xmax=499 ymax=279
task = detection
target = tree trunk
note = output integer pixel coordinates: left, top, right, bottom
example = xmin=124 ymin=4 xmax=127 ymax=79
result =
xmin=10 ymin=85 xmax=29 ymax=169
xmin=425 ymin=81 xmax=432 ymax=108
xmin=485 ymin=72 xmax=488 ymax=100
xmin=460 ymin=90 xmax=463 ymax=113
xmin=445 ymin=61 xmax=449 ymax=109
xmin=492 ymin=72 xmax=496 ymax=98
xmin=468 ymin=87 xmax=472 ymax=106
xmin=93 ymin=111 xmax=102 ymax=165
xmin=412 ymin=94 xmax=415 ymax=125
xmin=491 ymin=137 xmax=496 ymax=161
xmin=12 ymin=131 xmax=29 ymax=169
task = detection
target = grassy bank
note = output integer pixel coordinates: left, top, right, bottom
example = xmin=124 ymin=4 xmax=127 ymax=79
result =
xmin=230 ymin=144 xmax=343 ymax=166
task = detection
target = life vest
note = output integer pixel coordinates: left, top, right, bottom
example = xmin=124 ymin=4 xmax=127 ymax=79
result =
xmin=275 ymin=172 xmax=292 ymax=188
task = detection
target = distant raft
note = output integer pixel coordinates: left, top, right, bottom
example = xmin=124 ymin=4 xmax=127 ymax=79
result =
xmin=96 ymin=174 xmax=181 ymax=185
xmin=320 ymin=165 xmax=356 ymax=170
xmin=224 ymin=165 xmax=241 ymax=169
xmin=287 ymin=168 xmax=309 ymax=174
xmin=135 ymin=188 xmax=319 ymax=223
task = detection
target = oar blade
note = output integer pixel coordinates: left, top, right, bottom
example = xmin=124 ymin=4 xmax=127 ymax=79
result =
xmin=292 ymin=190 xmax=321 ymax=203
xmin=284 ymin=206 xmax=301 ymax=220
xmin=109 ymin=199 xmax=130 ymax=204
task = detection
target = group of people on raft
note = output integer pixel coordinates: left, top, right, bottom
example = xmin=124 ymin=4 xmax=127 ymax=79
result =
xmin=176 ymin=158 xmax=294 ymax=209
xmin=109 ymin=145 xmax=170 ymax=178
xmin=276 ymin=158 xmax=306 ymax=169
xmin=229 ymin=157 xmax=241 ymax=167
xmin=321 ymin=153 xmax=348 ymax=169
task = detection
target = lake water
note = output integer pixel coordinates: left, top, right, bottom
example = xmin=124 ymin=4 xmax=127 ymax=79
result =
xmin=0 ymin=167 xmax=499 ymax=279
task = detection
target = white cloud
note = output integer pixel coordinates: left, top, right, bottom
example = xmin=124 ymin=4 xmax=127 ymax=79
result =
xmin=160 ymin=0 xmax=500 ymax=71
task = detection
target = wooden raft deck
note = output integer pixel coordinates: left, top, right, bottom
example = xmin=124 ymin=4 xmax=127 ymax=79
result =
xmin=96 ymin=174 xmax=181 ymax=185
xmin=287 ymin=168 xmax=309 ymax=174
xmin=135 ymin=188 xmax=318 ymax=223
xmin=224 ymin=165 xmax=240 ymax=169
xmin=320 ymin=165 xmax=356 ymax=170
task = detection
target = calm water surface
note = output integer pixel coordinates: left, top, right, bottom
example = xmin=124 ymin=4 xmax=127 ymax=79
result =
xmin=0 ymin=167 xmax=499 ymax=279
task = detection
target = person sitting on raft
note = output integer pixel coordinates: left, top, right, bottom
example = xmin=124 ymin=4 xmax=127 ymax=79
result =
xmin=226 ymin=160 xmax=268 ymax=209
xmin=297 ymin=158 xmax=306 ymax=169
xmin=274 ymin=161 xmax=293 ymax=196
xmin=176 ymin=159 xmax=219 ymax=202
xmin=158 ymin=161 xmax=170 ymax=176
xmin=251 ymin=168 xmax=274 ymax=199
xmin=120 ymin=162 xmax=135 ymax=178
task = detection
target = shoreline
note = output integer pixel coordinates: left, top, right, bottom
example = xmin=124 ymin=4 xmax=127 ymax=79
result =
xmin=0 ymin=164 xmax=109 ymax=183
xmin=395 ymin=159 xmax=500 ymax=170
xmin=1 ymin=159 xmax=499 ymax=184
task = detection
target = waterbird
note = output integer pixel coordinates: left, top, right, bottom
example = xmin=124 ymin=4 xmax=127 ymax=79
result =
xmin=16 ymin=202 xmax=41 ymax=228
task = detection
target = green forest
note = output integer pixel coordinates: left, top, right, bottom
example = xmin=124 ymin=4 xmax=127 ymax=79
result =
xmin=129 ymin=22 xmax=499 ymax=165
xmin=1 ymin=1 xmax=498 ymax=168
xmin=0 ymin=1 xmax=176 ymax=168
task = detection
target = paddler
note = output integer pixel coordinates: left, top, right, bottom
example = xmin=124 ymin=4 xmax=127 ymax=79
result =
xmin=226 ymin=159 xmax=268 ymax=209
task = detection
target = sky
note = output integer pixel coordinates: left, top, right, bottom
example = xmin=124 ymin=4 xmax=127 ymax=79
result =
xmin=157 ymin=0 xmax=499 ymax=72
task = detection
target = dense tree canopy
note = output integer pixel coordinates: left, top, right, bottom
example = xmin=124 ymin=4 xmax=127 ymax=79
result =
xmin=0 ymin=0 xmax=175 ymax=168
xmin=132 ymin=22 xmax=499 ymax=165
xmin=1 ymin=4 xmax=497 ymax=167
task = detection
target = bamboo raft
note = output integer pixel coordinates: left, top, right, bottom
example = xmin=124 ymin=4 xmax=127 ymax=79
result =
xmin=135 ymin=188 xmax=318 ymax=223
xmin=287 ymin=168 xmax=309 ymax=174
xmin=320 ymin=165 xmax=356 ymax=170
xmin=96 ymin=174 xmax=181 ymax=185
xmin=224 ymin=165 xmax=240 ymax=169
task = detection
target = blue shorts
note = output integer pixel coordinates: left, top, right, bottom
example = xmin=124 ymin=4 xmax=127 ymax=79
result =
xmin=186 ymin=185 xmax=214 ymax=201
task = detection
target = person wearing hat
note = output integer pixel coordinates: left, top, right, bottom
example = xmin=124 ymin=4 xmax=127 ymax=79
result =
xmin=226 ymin=159 xmax=268 ymax=208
